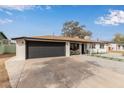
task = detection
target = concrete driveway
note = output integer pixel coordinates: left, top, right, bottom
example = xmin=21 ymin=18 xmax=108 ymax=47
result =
xmin=6 ymin=55 xmax=124 ymax=88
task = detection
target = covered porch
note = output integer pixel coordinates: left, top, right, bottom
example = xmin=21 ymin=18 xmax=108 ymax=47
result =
xmin=65 ymin=41 xmax=92 ymax=56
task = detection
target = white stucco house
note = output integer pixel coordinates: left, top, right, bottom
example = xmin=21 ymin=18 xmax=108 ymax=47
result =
xmin=12 ymin=35 xmax=123 ymax=60
xmin=107 ymin=43 xmax=124 ymax=52
xmin=89 ymin=41 xmax=124 ymax=53
xmin=12 ymin=36 xmax=110 ymax=60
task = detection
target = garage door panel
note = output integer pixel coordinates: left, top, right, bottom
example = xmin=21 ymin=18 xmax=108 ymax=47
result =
xmin=26 ymin=41 xmax=65 ymax=59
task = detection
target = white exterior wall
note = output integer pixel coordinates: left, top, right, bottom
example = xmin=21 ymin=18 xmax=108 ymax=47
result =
xmin=89 ymin=43 xmax=107 ymax=54
xmin=120 ymin=45 xmax=124 ymax=51
xmin=16 ymin=39 xmax=26 ymax=60
xmin=109 ymin=43 xmax=124 ymax=51
xmin=112 ymin=44 xmax=117 ymax=51
xmin=79 ymin=43 xmax=82 ymax=55
xmin=108 ymin=44 xmax=117 ymax=51
xmin=104 ymin=44 xmax=108 ymax=52
xmin=65 ymin=41 xmax=70 ymax=57
xmin=86 ymin=43 xmax=90 ymax=50
xmin=117 ymin=44 xmax=124 ymax=51
xmin=86 ymin=43 xmax=92 ymax=54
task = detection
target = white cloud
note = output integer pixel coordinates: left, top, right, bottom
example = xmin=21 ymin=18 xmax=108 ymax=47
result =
xmin=0 ymin=8 xmax=13 ymax=15
xmin=0 ymin=8 xmax=3 ymax=12
xmin=5 ymin=11 xmax=13 ymax=15
xmin=0 ymin=5 xmax=52 ymax=12
xmin=0 ymin=18 xmax=13 ymax=25
xmin=95 ymin=9 xmax=124 ymax=26
xmin=45 ymin=6 xmax=52 ymax=10
xmin=0 ymin=5 xmax=36 ymax=11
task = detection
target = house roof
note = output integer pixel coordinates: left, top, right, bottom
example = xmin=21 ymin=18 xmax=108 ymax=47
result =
xmin=12 ymin=35 xmax=95 ymax=43
xmin=12 ymin=35 xmax=111 ymax=43
xmin=95 ymin=40 xmax=113 ymax=44
xmin=32 ymin=35 xmax=94 ymax=42
xmin=0 ymin=32 xmax=8 ymax=40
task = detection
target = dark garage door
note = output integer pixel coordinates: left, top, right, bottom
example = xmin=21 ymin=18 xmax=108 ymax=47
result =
xmin=26 ymin=41 xmax=65 ymax=59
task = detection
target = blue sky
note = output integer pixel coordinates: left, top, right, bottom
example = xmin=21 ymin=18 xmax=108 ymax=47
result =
xmin=0 ymin=5 xmax=124 ymax=40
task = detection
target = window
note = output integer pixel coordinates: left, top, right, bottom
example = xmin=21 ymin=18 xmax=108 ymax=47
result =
xmin=123 ymin=45 xmax=124 ymax=49
xmin=92 ymin=43 xmax=95 ymax=49
xmin=100 ymin=44 xmax=104 ymax=49
xmin=70 ymin=43 xmax=79 ymax=51
xmin=118 ymin=45 xmax=120 ymax=49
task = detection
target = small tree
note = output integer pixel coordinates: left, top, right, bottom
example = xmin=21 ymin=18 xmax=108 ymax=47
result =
xmin=113 ymin=33 xmax=124 ymax=43
xmin=62 ymin=20 xmax=92 ymax=39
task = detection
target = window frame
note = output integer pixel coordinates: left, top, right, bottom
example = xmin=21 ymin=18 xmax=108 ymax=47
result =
xmin=100 ymin=43 xmax=104 ymax=49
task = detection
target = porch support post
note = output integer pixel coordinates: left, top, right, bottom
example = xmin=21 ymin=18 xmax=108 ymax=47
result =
xmin=86 ymin=43 xmax=91 ymax=54
xmin=79 ymin=43 xmax=82 ymax=55
xmin=66 ymin=41 xmax=70 ymax=57
xmin=90 ymin=43 xmax=93 ymax=54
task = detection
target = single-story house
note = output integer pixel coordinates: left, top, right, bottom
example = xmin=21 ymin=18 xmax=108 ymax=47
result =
xmin=108 ymin=43 xmax=124 ymax=52
xmin=12 ymin=35 xmax=110 ymax=60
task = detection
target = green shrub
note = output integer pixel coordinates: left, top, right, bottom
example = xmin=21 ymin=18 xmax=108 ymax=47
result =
xmin=70 ymin=50 xmax=80 ymax=55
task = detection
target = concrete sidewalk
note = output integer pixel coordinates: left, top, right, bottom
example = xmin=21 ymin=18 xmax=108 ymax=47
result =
xmin=5 ymin=57 xmax=25 ymax=88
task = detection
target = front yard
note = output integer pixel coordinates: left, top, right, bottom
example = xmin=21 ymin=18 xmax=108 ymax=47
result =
xmin=0 ymin=54 xmax=15 ymax=88
xmin=90 ymin=53 xmax=124 ymax=62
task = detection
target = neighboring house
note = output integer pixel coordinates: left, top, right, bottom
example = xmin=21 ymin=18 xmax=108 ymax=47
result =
xmin=0 ymin=32 xmax=7 ymax=40
xmin=108 ymin=43 xmax=124 ymax=52
xmin=117 ymin=43 xmax=124 ymax=51
xmin=0 ymin=32 xmax=16 ymax=54
xmin=90 ymin=42 xmax=124 ymax=53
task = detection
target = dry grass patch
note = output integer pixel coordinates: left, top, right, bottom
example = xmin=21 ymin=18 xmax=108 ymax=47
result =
xmin=110 ymin=51 xmax=124 ymax=54
xmin=0 ymin=54 xmax=15 ymax=88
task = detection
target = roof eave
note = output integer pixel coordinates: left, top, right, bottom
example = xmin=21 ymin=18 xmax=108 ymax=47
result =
xmin=0 ymin=32 xmax=8 ymax=39
xmin=12 ymin=37 xmax=93 ymax=43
